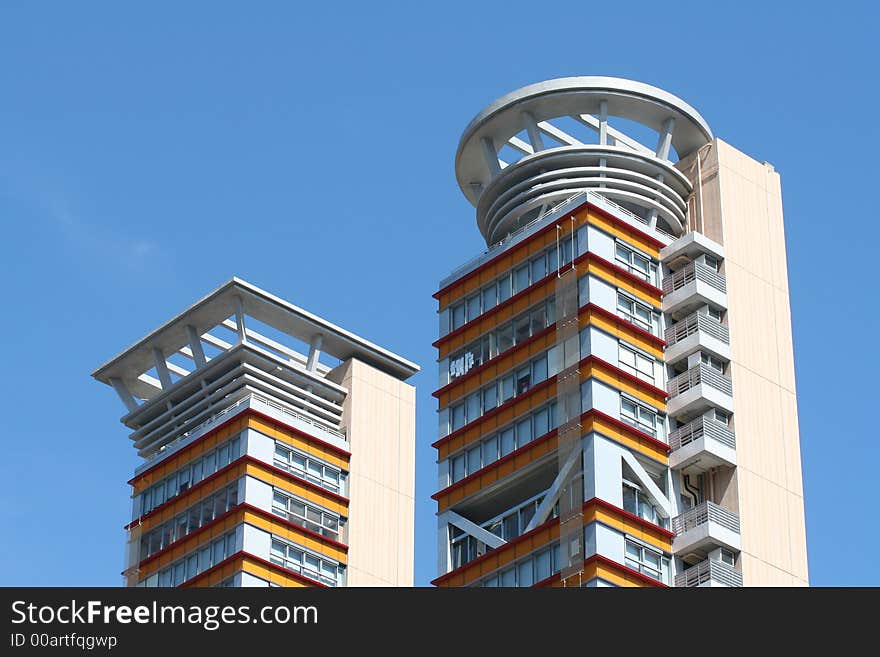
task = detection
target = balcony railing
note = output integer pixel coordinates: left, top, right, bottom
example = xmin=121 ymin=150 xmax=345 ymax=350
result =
xmin=663 ymin=261 xmax=727 ymax=295
xmin=675 ymin=558 xmax=743 ymax=587
xmin=672 ymin=501 xmax=740 ymax=536
xmin=665 ymin=312 xmax=729 ymax=347
xmin=667 ymin=364 xmax=733 ymax=398
xmin=668 ymin=416 xmax=736 ymax=451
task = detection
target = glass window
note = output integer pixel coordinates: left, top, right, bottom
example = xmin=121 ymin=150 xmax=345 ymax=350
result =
xmin=498 ymin=275 xmax=512 ymax=302
xmin=452 ymin=455 xmax=465 ymax=482
xmin=501 ymin=567 xmax=516 ymax=587
xmin=483 ymin=384 xmax=498 ymax=412
xmin=516 ymin=367 xmax=531 ymax=394
xmin=497 ymin=323 xmax=514 ymax=353
xmin=531 ymin=254 xmax=547 ymax=282
xmin=533 ymin=407 xmax=550 ymax=437
xmin=530 ymin=306 xmax=547 ymax=335
xmin=451 ymin=403 xmax=466 ymax=431
xmin=501 ymin=375 xmax=515 ymax=402
xmin=482 ymin=436 xmax=498 ymax=467
xmin=451 ymin=303 xmax=466 ymax=330
xmin=535 ymin=549 xmax=552 ymax=582
xmin=482 ymin=285 xmax=497 ymax=312
xmin=466 ymin=392 xmax=481 ymax=423
xmin=514 ymin=314 xmax=531 ymax=344
xmin=500 ymin=427 xmax=515 ymax=455
xmin=467 ymin=445 xmax=482 ymax=474
xmin=701 ymin=352 xmax=724 ymax=372
xmin=515 ymin=265 xmax=530 ymax=293
xmin=517 ymin=560 xmax=533 ymax=587
xmin=466 ymin=295 xmax=481 ymax=322
xmin=532 ymin=355 xmax=548 ymax=383
xmin=516 ymin=417 xmax=532 ymax=445
xmin=547 ymin=247 xmax=558 ymax=274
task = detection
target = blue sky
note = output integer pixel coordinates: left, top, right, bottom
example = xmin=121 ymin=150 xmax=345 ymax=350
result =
xmin=0 ymin=1 xmax=876 ymax=586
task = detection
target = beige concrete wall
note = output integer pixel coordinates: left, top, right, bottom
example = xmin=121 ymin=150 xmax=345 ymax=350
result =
xmin=695 ymin=139 xmax=808 ymax=586
xmin=329 ymin=358 xmax=416 ymax=586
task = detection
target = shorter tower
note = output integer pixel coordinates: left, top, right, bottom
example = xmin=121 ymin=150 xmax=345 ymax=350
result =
xmin=93 ymin=278 xmax=418 ymax=587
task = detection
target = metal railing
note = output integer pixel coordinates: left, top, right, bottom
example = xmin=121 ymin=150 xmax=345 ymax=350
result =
xmin=662 ymin=261 xmax=727 ymax=295
xmin=672 ymin=501 xmax=740 ymax=536
xmin=667 ymin=364 xmax=733 ymax=398
xmin=675 ymin=558 xmax=742 ymax=587
xmin=668 ymin=416 xmax=736 ymax=451
xmin=665 ymin=312 xmax=729 ymax=347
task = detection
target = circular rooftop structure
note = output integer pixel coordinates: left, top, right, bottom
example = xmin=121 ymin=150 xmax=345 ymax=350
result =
xmin=455 ymin=76 xmax=713 ymax=244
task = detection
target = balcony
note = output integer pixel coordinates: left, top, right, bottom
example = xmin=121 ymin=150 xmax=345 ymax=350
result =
xmin=675 ymin=558 xmax=742 ymax=588
xmin=661 ymin=261 xmax=727 ymax=318
xmin=672 ymin=501 xmax=741 ymax=556
xmin=664 ymin=312 xmax=731 ymax=366
xmin=668 ymin=416 xmax=736 ymax=473
xmin=666 ymin=364 xmax=734 ymax=419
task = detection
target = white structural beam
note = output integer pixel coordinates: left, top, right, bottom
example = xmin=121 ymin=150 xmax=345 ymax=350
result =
xmin=655 ymin=117 xmax=676 ymax=160
xmin=508 ymin=135 xmax=534 ymax=156
xmin=446 ymin=511 xmax=506 ymax=550
xmin=109 ymin=377 xmax=139 ymax=413
xmin=200 ymin=331 xmax=233 ymax=352
xmin=152 ymin=347 xmax=173 ymax=389
xmin=524 ymin=442 xmax=583 ymax=533
xmin=166 ymin=361 xmax=190 ymax=378
xmin=621 ymin=450 xmax=672 ymax=518
xmin=521 ymin=111 xmax=545 ymax=152
xmin=537 ymin=120 xmax=582 ymax=146
xmin=573 ymin=114 xmax=653 ymax=155
xmin=186 ymin=324 xmax=208 ymax=369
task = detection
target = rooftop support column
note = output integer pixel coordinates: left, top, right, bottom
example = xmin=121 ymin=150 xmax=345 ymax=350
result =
xmin=655 ymin=117 xmax=675 ymax=160
xmin=598 ymin=99 xmax=608 ymax=145
xmin=480 ymin=136 xmax=501 ymax=177
xmin=306 ymin=333 xmax=324 ymax=372
xmin=522 ymin=111 xmax=545 ymax=152
xmin=151 ymin=348 xmax=173 ymax=389
xmin=109 ymin=377 xmax=139 ymax=413
xmin=233 ymin=295 xmax=247 ymax=344
xmin=185 ymin=324 xmax=207 ymax=369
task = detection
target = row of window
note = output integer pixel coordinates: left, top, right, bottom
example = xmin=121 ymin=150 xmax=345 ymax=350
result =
xmin=478 ymin=543 xmax=562 ymax=587
xmin=445 ymin=386 xmax=661 ymax=484
xmin=139 ymin=484 xmax=239 ymax=560
xmin=271 ymin=489 xmax=344 ymax=543
xmin=616 ymin=290 xmax=660 ymax=335
xmin=624 ymin=538 xmax=671 ymax=584
xmin=447 ymin=349 xmax=556 ymax=435
xmin=615 ymin=241 xmax=659 ymax=286
xmin=139 ymin=435 xmax=243 ymax=517
xmin=447 ymin=235 xmax=577 ymax=333
xmin=473 ymin=537 xmax=671 ymax=587
xmin=448 ymin=402 xmax=558 ymax=485
xmin=447 ymin=297 xmax=557 ymax=381
xmin=622 ymin=480 xmax=667 ymax=529
xmin=618 ymin=342 xmax=656 ymax=385
xmin=139 ymin=531 xmax=237 ymax=588
xmin=450 ymin=494 xmax=560 ymax=570
xmin=269 ymin=538 xmax=345 ymax=587
xmin=620 ymin=395 xmax=660 ymax=437
xmin=273 ymin=443 xmax=347 ymax=496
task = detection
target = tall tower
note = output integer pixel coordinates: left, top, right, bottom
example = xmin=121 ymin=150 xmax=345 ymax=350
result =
xmin=93 ymin=278 xmax=418 ymax=587
xmin=432 ymin=77 xmax=807 ymax=587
